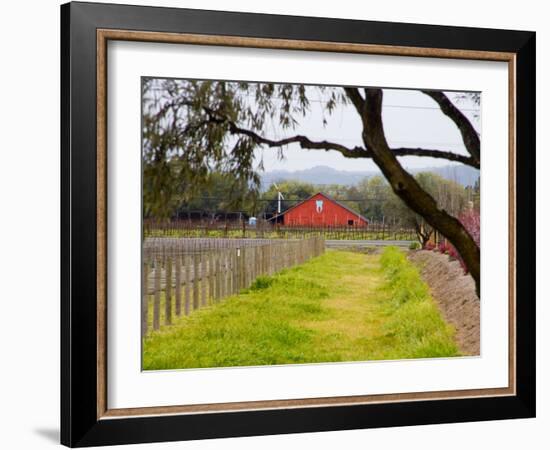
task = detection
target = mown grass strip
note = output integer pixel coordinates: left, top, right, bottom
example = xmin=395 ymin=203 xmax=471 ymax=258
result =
xmin=142 ymin=248 xmax=458 ymax=370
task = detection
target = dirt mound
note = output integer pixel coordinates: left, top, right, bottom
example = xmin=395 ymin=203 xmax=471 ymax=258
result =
xmin=408 ymin=250 xmax=480 ymax=356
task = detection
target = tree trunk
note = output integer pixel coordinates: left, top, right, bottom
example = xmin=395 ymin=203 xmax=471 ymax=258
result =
xmin=359 ymin=89 xmax=480 ymax=296
xmin=420 ymin=232 xmax=432 ymax=249
xmin=414 ymin=222 xmax=433 ymax=248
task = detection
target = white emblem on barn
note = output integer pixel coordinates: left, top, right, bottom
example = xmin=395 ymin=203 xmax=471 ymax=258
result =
xmin=315 ymin=200 xmax=323 ymax=213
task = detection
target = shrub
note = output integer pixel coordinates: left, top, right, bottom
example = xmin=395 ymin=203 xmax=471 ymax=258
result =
xmin=249 ymin=276 xmax=274 ymax=291
xmin=409 ymin=241 xmax=421 ymax=250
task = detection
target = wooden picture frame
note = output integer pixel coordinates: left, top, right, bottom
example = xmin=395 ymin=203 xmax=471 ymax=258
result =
xmin=61 ymin=1 xmax=535 ymax=447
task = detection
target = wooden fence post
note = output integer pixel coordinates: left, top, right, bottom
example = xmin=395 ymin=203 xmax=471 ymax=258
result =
xmin=153 ymin=256 xmax=161 ymax=331
xmin=175 ymin=254 xmax=181 ymax=316
xmin=142 ymin=260 xmax=149 ymax=339
xmin=216 ymin=252 xmax=222 ymax=302
xmin=208 ymin=251 xmax=214 ymax=302
xmin=230 ymin=248 xmax=235 ymax=293
xmin=165 ymin=256 xmax=172 ymax=325
xmin=240 ymin=247 xmax=245 ymax=290
xmin=233 ymin=248 xmax=239 ymax=294
xmin=184 ymin=254 xmax=191 ymax=315
xmin=193 ymin=252 xmax=199 ymax=310
xmin=200 ymin=252 xmax=207 ymax=307
xmin=245 ymin=246 xmax=249 ymax=288
xmin=221 ymin=249 xmax=227 ymax=299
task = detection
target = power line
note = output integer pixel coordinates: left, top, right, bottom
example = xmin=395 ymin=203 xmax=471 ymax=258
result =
xmin=144 ymin=89 xmax=480 ymax=112
xmin=254 ymin=134 xmax=468 ymax=148
xmin=187 ymin=196 xmax=392 ymax=202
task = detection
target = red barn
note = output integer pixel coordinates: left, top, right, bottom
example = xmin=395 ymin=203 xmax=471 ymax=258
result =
xmin=274 ymin=192 xmax=368 ymax=227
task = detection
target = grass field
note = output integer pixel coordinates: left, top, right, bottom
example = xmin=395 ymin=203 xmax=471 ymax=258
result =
xmin=142 ymin=247 xmax=459 ymax=370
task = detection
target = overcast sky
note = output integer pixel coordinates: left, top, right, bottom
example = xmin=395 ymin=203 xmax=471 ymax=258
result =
xmin=253 ymin=88 xmax=480 ymax=172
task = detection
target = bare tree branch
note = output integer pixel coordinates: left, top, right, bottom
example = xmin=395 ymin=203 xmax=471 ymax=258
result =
xmin=421 ymin=90 xmax=480 ymax=165
xmin=200 ymin=108 xmax=479 ymax=167
xmin=227 ymin=122 xmax=370 ymax=158
xmin=391 ymin=148 xmax=478 ymax=168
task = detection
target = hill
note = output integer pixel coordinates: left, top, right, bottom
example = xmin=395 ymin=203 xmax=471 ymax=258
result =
xmin=260 ymin=165 xmax=479 ymax=189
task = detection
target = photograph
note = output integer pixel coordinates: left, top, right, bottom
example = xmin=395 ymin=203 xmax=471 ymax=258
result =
xmin=140 ymin=77 xmax=481 ymax=371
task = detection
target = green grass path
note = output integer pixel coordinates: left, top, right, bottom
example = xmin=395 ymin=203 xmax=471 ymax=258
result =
xmin=143 ymin=249 xmax=459 ymax=370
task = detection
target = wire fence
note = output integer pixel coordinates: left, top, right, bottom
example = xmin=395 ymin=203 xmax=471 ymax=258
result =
xmin=142 ymin=236 xmax=325 ymax=337
xmin=144 ymin=219 xmax=416 ymax=241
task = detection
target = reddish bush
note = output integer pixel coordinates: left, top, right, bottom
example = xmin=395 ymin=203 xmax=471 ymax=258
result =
xmin=437 ymin=241 xmax=449 ymax=254
xmin=425 ymin=210 xmax=479 ymax=275
xmin=448 ymin=209 xmax=480 ymax=274
xmin=423 ymin=242 xmax=435 ymax=251
xmin=459 ymin=209 xmax=480 ymax=246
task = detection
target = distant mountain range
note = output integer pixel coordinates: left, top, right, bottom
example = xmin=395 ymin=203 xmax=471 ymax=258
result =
xmin=260 ymin=165 xmax=479 ymax=189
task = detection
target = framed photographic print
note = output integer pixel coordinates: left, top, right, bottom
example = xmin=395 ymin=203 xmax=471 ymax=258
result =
xmin=60 ymin=1 xmax=536 ymax=447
